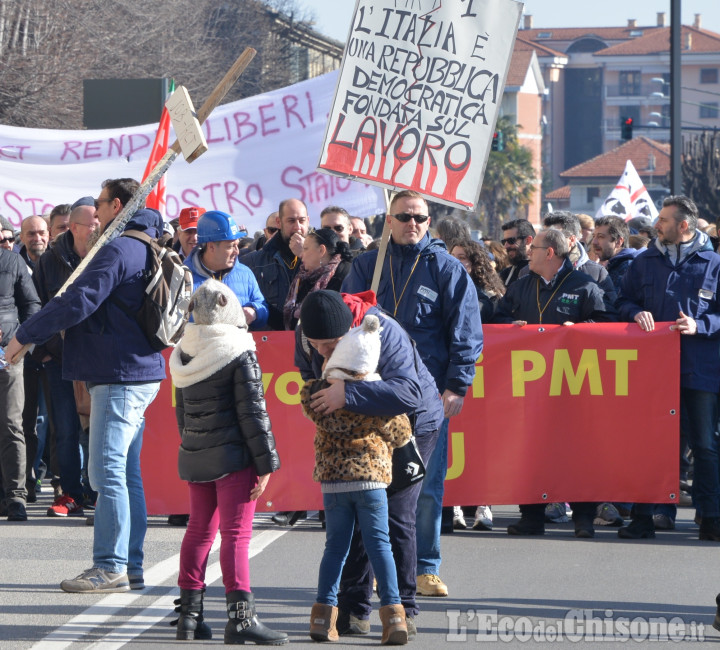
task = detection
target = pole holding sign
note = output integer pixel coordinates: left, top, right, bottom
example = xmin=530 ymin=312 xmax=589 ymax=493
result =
xmin=317 ymin=0 xmax=523 ymax=210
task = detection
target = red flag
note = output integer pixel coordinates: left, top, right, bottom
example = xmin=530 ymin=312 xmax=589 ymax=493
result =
xmin=142 ymin=80 xmax=175 ymax=217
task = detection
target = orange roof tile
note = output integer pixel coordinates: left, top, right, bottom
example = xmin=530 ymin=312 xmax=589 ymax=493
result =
xmin=520 ymin=25 xmax=663 ymax=43
xmin=595 ymin=26 xmax=720 ymax=55
xmin=560 ymin=137 xmax=670 ymax=178
xmin=514 ymin=34 xmax=566 ymax=58
xmin=545 ymin=185 xmax=571 ymax=200
xmin=506 ymin=50 xmax=534 ymax=87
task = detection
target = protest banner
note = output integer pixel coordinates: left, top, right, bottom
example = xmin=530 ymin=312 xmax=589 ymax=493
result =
xmin=317 ymin=0 xmax=523 ymax=209
xmin=0 ymin=71 xmax=384 ymax=231
xmin=142 ymin=323 xmax=679 ymax=514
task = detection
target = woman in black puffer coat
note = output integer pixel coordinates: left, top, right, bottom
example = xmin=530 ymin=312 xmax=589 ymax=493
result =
xmin=169 ymin=279 xmax=287 ymax=646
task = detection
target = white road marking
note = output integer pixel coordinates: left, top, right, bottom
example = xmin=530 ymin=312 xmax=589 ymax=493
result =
xmin=31 ymin=528 xmax=289 ymax=650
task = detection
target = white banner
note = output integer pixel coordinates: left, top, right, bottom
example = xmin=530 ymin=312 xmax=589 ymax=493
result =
xmin=0 ymin=71 xmax=385 ymax=231
xmin=317 ymin=0 xmax=523 ymax=209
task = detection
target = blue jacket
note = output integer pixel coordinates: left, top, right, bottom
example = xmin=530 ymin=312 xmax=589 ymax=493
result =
xmin=606 ymin=247 xmax=639 ymax=292
xmin=295 ymin=306 xmax=444 ymax=442
xmin=342 ymin=234 xmax=483 ymax=396
xmin=16 ymin=209 xmax=166 ymax=383
xmin=240 ymin=234 xmax=299 ymax=330
xmin=618 ymin=233 xmax=720 ymax=392
xmin=185 ymin=247 xmax=269 ymax=329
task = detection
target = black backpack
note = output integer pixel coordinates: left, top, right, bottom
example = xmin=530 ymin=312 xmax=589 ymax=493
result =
xmin=113 ymin=230 xmax=193 ymax=351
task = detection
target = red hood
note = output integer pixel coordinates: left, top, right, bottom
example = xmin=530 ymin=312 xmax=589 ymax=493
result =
xmin=341 ymin=290 xmax=377 ymax=327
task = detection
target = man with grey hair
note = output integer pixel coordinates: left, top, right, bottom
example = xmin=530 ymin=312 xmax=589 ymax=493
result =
xmin=435 ymin=216 xmax=471 ymax=249
xmin=494 ymin=227 xmax=614 ymax=538
xmin=542 ymin=211 xmax=617 ymax=307
xmin=19 ymin=215 xmax=50 ymax=272
xmin=0 ymin=215 xmax=16 ymax=250
xmin=617 ymin=195 xmax=720 ymax=541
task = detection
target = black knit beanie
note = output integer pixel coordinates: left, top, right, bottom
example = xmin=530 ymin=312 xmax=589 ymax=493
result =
xmin=300 ymin=290 xmax=353 ymax=339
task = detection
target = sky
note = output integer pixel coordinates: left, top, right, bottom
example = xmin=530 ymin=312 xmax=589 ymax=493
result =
xmin=300 ymin=0 xmax=720 ymax=41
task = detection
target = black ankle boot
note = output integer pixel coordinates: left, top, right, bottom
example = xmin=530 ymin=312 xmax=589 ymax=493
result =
xmin=225 ymin=590 xmax=288 ymax=645
xmin=714 ymin=593 xmax=720 ymax=632
xmin=171 ymin=588 xmax=212 ymax=640
xmin=617 ymin=515 xmax=655 ymax=539
xmin=699 ymin=516 xmax=720 ymax=541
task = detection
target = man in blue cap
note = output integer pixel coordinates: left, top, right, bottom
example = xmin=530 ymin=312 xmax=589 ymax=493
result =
xmin=185 ymin=210 xmax=268 ymax=328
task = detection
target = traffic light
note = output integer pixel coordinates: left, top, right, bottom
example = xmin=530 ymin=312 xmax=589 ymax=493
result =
xmin=621 ymin=116 xmax=634 ymax=141
xmin=491 ymin=130 xmax=504 ymax=151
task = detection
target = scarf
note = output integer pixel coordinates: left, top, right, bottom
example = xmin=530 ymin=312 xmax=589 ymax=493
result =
xmin=283 ymin=255 xmax=341 ymax=329
xmin=169 ymin=323 xmax=256 ymax=388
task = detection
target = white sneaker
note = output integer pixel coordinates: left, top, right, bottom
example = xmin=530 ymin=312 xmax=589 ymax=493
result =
xmin=473 ymin=505 xmax=493 ymax=531
xmin=452 ymin=506 xmax=467 ymax=529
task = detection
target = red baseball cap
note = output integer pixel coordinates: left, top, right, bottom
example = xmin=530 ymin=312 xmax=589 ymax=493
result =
xmin=178 ymin=207 xmax=206 ymax=230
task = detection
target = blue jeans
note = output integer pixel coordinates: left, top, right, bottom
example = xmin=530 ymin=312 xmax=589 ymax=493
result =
xmin=87 ymin=381 xmax=160 ymax=575
xmin=318 ymin=489 xmax=400 ymax=608
xmin=415 ymin=418 xmax=447 ymax=576
xmin=45 ymin=360 xmax=85 ymax=503
xmin=636 ymin=388 xmax=719 ymax=519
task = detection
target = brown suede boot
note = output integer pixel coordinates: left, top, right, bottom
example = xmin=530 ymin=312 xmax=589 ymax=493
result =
xmin=309 ymin=603 xmax=339 ymax=642
xmin=379 ymin=604 xmax=408 ymax=645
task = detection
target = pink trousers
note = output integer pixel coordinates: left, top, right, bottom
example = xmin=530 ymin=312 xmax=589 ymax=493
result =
xmin=178 ymin=466 xmax=258 ymax=593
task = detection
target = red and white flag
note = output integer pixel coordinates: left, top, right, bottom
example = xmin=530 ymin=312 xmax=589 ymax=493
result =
xmin=142 ymin=80 xmax=175 ymax=218
xmin=596 ymin=159 xmax=658 ymax=222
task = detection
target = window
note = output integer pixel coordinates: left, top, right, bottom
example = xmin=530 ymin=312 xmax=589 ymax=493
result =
xmin=700 ymin=68 xmax=719 ymax=84
xmin=699 ymin=102 xmax=719 ymax=119
xmin=537 ymin=32 xmax=552 ymax=39
xmin=587 ymin=187 xmax=600 ymax=204
xmin=619 ymin=71 xmax=641 ymax=96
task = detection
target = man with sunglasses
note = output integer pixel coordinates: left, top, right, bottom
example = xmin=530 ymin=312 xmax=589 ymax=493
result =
xmin=7 ymin=178 xmax=165 ymax=593
xmin=320 ymin=205 xmax=365 ymax=254
xmin=498 ymin=219 xmax=535 ymax=287
xmin=0 ymin=214 xmax=16 ymax=250
xmin=343 ymin=190 xmax=482 ymax=603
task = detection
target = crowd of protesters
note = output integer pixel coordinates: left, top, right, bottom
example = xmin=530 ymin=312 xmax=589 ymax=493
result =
xmin=1 ymin=188 xmax=719 ymax=643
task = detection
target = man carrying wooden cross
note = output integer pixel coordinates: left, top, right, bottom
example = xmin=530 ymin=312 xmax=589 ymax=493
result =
xmin=6 ymin=178 xmax=165 ymax=593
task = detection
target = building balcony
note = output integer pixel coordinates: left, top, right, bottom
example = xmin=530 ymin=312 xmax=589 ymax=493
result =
xmin=604 ymin=84 xmax=670 ymax=101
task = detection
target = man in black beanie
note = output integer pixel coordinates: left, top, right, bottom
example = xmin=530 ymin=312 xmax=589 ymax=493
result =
xmin=295 ymin=290 xmax=443 ymax=639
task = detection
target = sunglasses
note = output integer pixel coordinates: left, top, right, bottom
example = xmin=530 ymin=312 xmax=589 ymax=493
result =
xmin=0 ymin=235 xmax=15 ymax=243
xmin=500 ymin=236 xmax=520 ymax=246
xmin=392 ymin=212 xmax=429 ymax=223
xmin=94 ymin=197 xmax=114 ymax=209
xmin=266 ymin=227 xmax=279 ymax=234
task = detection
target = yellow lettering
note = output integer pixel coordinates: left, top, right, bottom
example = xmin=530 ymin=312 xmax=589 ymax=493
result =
xmin=262 ymin=372 xmax=273 ymax=394
xmin=549 ymin=349 xmax=602 ymax=396
xmin=606 ymin=349 xmax=638 ymax=396
xmin=274 ymin=371 xmax=305 ymax=405
xmin=471 ymin=352 xmax=484 ymax=398
xmin=445 ymin=431 xmax=465 ymax=480
xmin=511 ymin=350 xmax=546 ymax=397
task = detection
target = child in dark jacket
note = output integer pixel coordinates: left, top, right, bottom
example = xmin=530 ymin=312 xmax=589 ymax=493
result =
xmin=169 ymin=279 xmax=287 ymax=646
xmin=301 ymin=313 xmax=411 ymax=645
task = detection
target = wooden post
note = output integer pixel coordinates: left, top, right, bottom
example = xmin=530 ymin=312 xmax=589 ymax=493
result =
xmin=370 ymin=188 xmax=393 ymax=295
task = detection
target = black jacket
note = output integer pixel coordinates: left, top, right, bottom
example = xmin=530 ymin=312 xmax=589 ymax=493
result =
xmin=175 ymin=350 xmax=281 ymax=482
xmin=494 ymin=258 xmax=615 ymax=324
xmin=0 ymin=248 xmax=40 ymax=347
xmin=31 ymin=231 xmax=80 ymax=360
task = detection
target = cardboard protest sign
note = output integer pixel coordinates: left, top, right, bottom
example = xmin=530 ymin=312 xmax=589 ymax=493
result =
xmin=318 ymin=0 xmax=523 ymax=209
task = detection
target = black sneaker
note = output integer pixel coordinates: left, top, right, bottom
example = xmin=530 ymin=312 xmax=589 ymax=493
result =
xmin=507 ymin=518 xmax=545 ymax=535
xmin=618 ymin=516 xmax=655 ymax=539
xmin=7 ymin=501 xmax=27 ymax=521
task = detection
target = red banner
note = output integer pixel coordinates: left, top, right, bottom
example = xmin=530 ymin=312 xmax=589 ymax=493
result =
xmin=141 ymin=323 xmax=680 ymax=514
